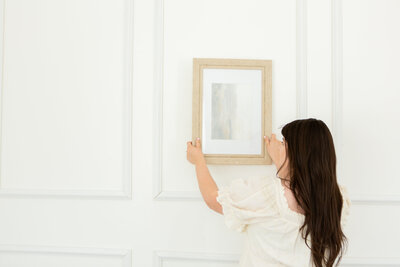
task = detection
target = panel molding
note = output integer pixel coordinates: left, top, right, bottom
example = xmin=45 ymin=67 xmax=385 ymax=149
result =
xmin=340 ymin=257 xmax=400 ymax=266
xmin=154 ymin=250 xmax=400 ymax=267
xmin=154 ymin=0 xmax=398 ymax=204
xmin=350 ymin=194 xmax=400 ymax=205
xmin=0 ymin=244 xmax=132 ymax=267
xmin=153 ymin=251 xmax=239 ymax=267
xmin=0 ymin=0 xmax=134 ymax=199
xmin=296 ymin=0 xmax=308 ymax=119
xmin=153 ymin=0 xmax=308 ymax=201
xmin=154 ymin=190 xmax=201 ymax=201
xmin=152 ymin=0 xmax=166 ymax=200
xmin=0 ymin=188 xmax=131 ymax=199
xmin=331 ymin=0 xmax=344 ymax=167
xmin=330 ymin=0 xmax=399 ymax=205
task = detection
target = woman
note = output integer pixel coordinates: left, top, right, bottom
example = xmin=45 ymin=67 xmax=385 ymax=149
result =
xmin=186 ymin=118 xmax=351 ymax=267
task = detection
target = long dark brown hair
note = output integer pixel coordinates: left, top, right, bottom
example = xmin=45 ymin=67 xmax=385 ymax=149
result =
xmin=276 ymin=118 xmax=347 ymax=267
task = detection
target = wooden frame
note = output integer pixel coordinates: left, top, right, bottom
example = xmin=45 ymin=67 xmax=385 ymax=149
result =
xmin=192 ymin=58 xmax=272 ymax=165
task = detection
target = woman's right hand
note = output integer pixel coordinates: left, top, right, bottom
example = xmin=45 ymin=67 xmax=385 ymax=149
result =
xmin=264 ymin=134 xmax=286 ymax=168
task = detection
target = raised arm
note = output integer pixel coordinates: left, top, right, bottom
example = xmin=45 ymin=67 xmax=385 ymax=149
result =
xmin=187 ymin=138 xmax=222 ymax=214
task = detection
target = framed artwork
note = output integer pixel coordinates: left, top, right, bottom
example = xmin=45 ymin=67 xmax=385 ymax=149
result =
xmin=192 ymin=58 xmax=272 ymax=165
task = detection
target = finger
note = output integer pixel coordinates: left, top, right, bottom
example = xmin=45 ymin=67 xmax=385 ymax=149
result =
xmin=187 ymin=141 xmax=192 ymax=147
xmin=195 ymin=137 xmax=200 ymax=148
xmin=264 ymin=135 xmax=270 ymax=145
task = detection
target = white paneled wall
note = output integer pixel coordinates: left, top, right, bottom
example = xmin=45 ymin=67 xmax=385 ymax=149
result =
xmin=0 ymin=0 xmax=133 ymax=198
xmin=154 ymin=0 xmax=297 ymax=201
xmin=342 ymin=0 xmax=400 ymax=202
xmin=339 ymin=0 xmax=400 ymax=262
xmin=0 ymin=0 xmax=398 ymax=266
xmin=0 ymin=245 xmax=132 ymax=267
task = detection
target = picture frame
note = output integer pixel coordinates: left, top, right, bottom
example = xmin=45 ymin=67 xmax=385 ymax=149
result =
xmin=192 ymin=58 xmax=272 ymax=165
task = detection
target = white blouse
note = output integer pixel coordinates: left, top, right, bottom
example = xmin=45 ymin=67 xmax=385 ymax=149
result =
xmin=216 ymin=175 xmax=351 ymax=267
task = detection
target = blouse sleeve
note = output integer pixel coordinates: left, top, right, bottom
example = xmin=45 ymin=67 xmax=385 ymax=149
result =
xmin=216 ymin=175 xmax=279 ymax=232
xmin=339 ymin=184 xmax=351 ymax=227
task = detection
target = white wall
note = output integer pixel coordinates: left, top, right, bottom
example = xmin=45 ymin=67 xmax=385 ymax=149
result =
xmin=0 ymin=0 xmax=399 ymax=266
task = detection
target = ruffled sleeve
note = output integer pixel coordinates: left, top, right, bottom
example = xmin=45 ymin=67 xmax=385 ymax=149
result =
xmin=339 ymin=184 xmax=351 ymax=227
xmin=216 ymin=175 xmax=279 ymax=232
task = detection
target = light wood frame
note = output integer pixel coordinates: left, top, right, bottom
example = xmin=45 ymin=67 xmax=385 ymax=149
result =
xmin=192 ymin=58 xmax=272 ymax=165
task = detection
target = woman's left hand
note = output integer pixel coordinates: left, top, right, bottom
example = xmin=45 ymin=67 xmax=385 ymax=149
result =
xmin=264 ymin=134 xmax=286 ymax=168
xmin=186 ymin=138 xmax=205 ymax=165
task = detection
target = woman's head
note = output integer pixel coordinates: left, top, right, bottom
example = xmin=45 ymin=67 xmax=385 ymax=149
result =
xmin=276 ymin=118 xmax=347 ymax=267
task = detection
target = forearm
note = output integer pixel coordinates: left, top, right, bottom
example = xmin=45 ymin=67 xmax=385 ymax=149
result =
xmin=195 ymin=158 xmax=222 ymax=213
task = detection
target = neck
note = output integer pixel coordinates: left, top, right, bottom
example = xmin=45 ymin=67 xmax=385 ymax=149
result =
xmin=277 ymin=162 xmax=290 ymax=186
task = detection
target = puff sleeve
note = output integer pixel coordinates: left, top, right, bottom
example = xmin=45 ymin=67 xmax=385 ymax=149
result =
xmin=216 ymin=175 xmax=279 ymax=232
xmin=339 ymin=184 xmax=351 ymax=227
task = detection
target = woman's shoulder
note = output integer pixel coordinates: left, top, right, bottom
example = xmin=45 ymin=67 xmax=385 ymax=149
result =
xmin=219 ymin=175 xmax=279 ymax=207
xmin=226 ymin=175 xmax=275 ymax=196
xmin=216 ymin=175 xmax=282 ymax=232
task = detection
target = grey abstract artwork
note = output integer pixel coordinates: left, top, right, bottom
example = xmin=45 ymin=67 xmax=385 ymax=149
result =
xmin=211 ymin=83 xmax=255 ymax=141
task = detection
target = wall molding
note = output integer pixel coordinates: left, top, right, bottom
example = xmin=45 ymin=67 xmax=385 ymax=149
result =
xmin=330 ymin=0 xmax=400 ymax=205
xmin=349 ymin=194 xmax=400 ymax=205
xmin=154 ymin=250 xmax=400 ymax=267
xmin=153 ymin=0 xmax=400 ymax=205
xmin=152 ymin=0 xmax=164 ymax=200
xmin=0 ymin=0 xmax=133 ymax=199
xmin=153 ymin=251 xmax=239 ymax=267
xmin=340 ymin=257 xmax=400 ymax=266
xmin=153 ymin=0 xmax=198 ymax=201
xmin=0 ymin=188 xmax=131 ymax=199
xmin=296 ymin=0 xmax=308 ymax=119
xmin=154 ymin=190 xmax=201 ymax=201
xmin=331 ymin=0 xmax=344 ymax=164
xmin=153 ymin=0 xmax=309 ymax=201
xmin=0 ymin=244 xmax=132 ymax=266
